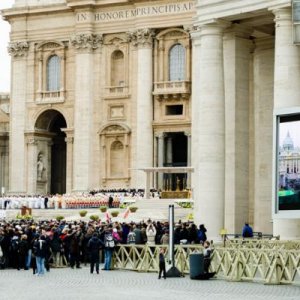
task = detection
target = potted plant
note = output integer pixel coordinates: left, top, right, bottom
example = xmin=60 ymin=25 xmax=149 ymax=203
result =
xmin=129 ymin=206 xmax=138 ymax=213
xmin=111 ymin=210 xmax=119 ymax=217
xmin=99 ymin=206 xmax=107 ymax=213
xmin=90 ymin=215 xmax=100 ymax=221
xmin=56 ymin=215 xmax=65 ymax=222
xmin=79 ymin=210 xmax=88 ymax=217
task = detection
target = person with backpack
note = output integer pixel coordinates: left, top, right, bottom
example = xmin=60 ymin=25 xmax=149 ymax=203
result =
xmin=87 ymin=233 xmax=104 ymax=274
xmin=102 ymin=227 xmax=115 ymax=270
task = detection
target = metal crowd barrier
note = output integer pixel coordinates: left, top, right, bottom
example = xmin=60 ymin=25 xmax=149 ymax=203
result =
xmin=112 ymin=244 xmax=300 ymax=286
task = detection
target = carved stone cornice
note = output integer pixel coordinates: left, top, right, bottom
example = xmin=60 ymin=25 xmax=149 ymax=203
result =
xmin=128 ymin=29 xmax=155 ymax=48
xmin=8 ymin=41 xmax=29 ymax=57
xmin=70 ymin=33 xmax=103 ymax=51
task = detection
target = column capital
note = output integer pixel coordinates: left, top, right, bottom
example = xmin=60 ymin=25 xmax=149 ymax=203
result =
xmin=26 ymin=137 xmax=37 ymax=145
xmin=194 ymin=19 xmax=230 ymax=34
xmin=271 ymin=7 xmax=292 ymax=27
xmin=65 ymin=137 xmax=74 ymax=144
xmin=155 ymin=132 xmax=165 ymax=139
xmin=8 ymin=41 xmax=29 ymax=58
xmin=128 ymin=28 xmax=155 ymax=48
xmin=70 ymin=33 xmax=103 ymax=52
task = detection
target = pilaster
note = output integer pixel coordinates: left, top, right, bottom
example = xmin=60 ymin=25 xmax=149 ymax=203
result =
xmin=71 ymin=33 xmax=102 ymax=191
xmin=130 ymin=28 xmax=155 ymax=189
xmin=223 ymin=24 xmax=253 ymax=233
xmin=9 ymin=40 xmax=29 ymax=194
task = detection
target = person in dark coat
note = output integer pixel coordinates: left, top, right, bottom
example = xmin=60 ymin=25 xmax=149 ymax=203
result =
xmin=33 ymin=235 xmax=49 ymax=275
xmin=50 ymin=230 xmax=62 ymax=267
xmin=158 ymin=248 xmax=166 ymax=279
xmin=69 ymin=229 xmax=83 ymax=269
xmin=242 ymin=223 xmax=253 ymax=238
xmin=108 ymin=195 xmax=113 ymax=208
xmin=19 ymin=234 xmax=29 ymax=270
xmin=87 ymin=233 xmax=104 ymax=274
xmin=198 ymin=224 xmax=207 ymax=244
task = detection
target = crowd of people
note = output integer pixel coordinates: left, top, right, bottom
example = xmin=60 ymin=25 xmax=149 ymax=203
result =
xmin=0 ymin=218 xmax=208 ymax=275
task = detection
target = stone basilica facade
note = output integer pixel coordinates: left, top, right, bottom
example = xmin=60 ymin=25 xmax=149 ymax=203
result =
xmin=2 ymin=0 xmax=300 ymax=239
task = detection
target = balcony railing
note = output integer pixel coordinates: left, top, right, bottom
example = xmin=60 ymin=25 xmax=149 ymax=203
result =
xmin=36 ymin=90 xmax=65 ymax=104
xmin=153 ymin=80 xmax=191 ymax=100
xmin=104 ymin=86 xmax=129 ymax=99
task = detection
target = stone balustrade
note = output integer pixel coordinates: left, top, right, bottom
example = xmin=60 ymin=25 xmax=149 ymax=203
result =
xmin=36 ymin=91 xmax=65 ymax=103
xmin=153 ymin=80 xmax=191 ymax=100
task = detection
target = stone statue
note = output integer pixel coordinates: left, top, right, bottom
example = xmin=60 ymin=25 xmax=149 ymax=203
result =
xmin=37 ymin=153 xmax=45 ymax=181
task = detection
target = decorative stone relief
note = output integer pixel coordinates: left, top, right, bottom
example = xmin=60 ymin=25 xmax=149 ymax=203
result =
xmin=128 ymin=28 xmax=155 ymax=48
xmin=105 ymin=125 xmax=125 ymax=132
xmin=70 ymin=33 xmax=103 ymax=51
xmin=8 ymin=41 xmax=29 ymax=57
xmin=110 ymin=106 xmax=124 ymax=119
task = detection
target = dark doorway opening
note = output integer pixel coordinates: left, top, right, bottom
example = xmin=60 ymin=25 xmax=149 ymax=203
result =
xmin=49 ymin=114 xmax=66 ymax=194
xmin=163 ymin=132 xmax=187 ymax=190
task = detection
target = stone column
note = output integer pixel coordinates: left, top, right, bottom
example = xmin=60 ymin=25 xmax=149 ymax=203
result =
xmin=185 ymin=132 xmax=191 ymax=188
xmin=26 ymin=137 xmax=38 ymax=194
xmin=8 ymin=41 xmax=29 ymax=194
xmin=63 ymin=131 xmax=74 ymax=194
xmin=157 ymin=133 xmax=165 ymax=190
xmin=166 ymin=137 xmax=173 ymax=165
xmin=191 ymin=23 xmax=228 ymax=240
xmin=71 ymin=33 xmax=102 ymax=192
xmin=130 ymin=29 xmax=155 ymax=189
xmin=223 ymin=25 xmax=253 ymax=234
xmin=273 ymin=8 xmax=300 ymax=239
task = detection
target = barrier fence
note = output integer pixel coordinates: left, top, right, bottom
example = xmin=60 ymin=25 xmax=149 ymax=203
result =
xmin=112 ymin=244 xmax=300 ymax=286
xmin=222 ymin=239 xmax=300 ymax=250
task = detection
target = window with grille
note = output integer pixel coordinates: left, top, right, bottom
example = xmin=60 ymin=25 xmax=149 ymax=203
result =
xmin=169 ymin=44 xmax=185 ymax=81
xmin=47 ymin=55 xmax=60 ymax=91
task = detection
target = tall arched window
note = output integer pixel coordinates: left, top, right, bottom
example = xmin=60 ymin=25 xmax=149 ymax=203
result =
xmin=47 ymin=55 xmax=61 ymax=91
xmin=111 ymin=50 xmax=125 ymax=86
xmin=169 ymin=44 xmax=185 ymax=81
xmin=110 ymin=141 xmax=124 ymax=177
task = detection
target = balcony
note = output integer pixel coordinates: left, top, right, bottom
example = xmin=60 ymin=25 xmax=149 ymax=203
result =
xmin=104 ymin=85 xmax=129 ymax=99
xmin=36 ymin=90 xmax=65 ymax=104
xmin=153 ymin=81 xmax=191 ymax=101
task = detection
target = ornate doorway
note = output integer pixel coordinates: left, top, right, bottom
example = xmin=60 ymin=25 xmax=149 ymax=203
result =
xmin=35 ymin=110 xmax=67 ymax=194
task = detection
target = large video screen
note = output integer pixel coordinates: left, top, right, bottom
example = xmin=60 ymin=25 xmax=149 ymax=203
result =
xmin=277 ymin=114 xmax=300 ymax=211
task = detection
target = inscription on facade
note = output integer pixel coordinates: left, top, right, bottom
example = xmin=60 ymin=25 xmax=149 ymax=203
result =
xmin=76 ymin=1 xmax=194 ymax=23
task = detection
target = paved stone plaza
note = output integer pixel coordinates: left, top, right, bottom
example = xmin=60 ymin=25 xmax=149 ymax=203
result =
xmin=0 ymin=266 xmax=299 ymax=300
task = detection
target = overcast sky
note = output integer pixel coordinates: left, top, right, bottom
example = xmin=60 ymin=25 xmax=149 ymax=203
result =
xmin=0 ymin=0 xmax=14 ymax=93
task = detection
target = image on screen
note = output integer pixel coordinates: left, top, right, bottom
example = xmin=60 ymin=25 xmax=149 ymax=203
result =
xmin=278 ymin=114 xmax=300 ymax=210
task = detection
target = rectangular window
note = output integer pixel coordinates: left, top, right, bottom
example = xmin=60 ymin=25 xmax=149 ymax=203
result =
xmin=165 ymin=105 xmax=183 ymax=116
xmin=277 ymin=113 xmax=300 ymax=211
